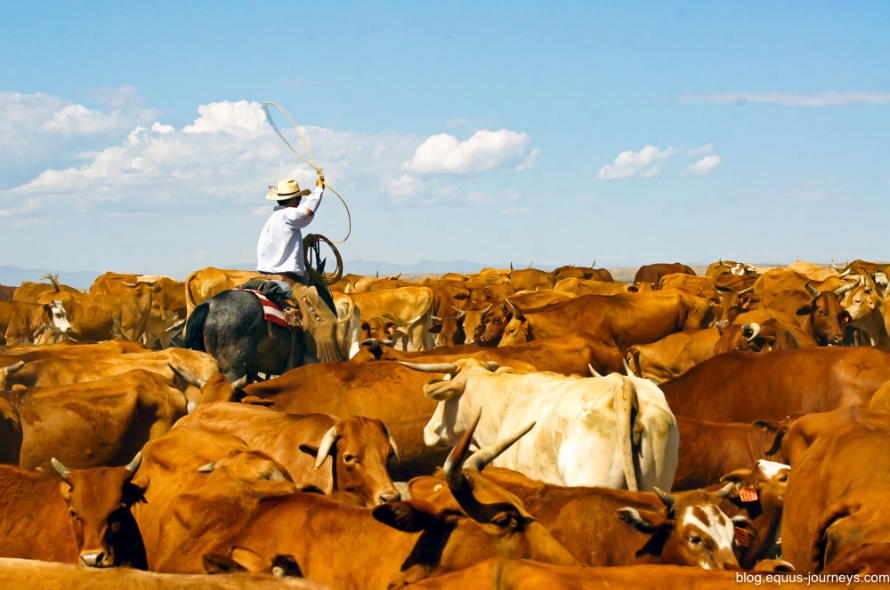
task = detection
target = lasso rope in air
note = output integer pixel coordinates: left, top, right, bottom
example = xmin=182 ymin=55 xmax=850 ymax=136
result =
xmin=264 ymin=101 xmax=351 ymax=286
xmin=263 ymin=101 xmax=352 ymax=244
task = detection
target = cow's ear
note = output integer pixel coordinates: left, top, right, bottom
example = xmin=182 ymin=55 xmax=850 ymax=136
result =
xmin=58 ymin=481 xmax=73 ymax=503
xmin=373 ymin=500 xmax=440 ymax=532
xmin=617 ymin=507 xmax=665 ymax=534
xmin=795 ymin=305 xmax=813 ymax=316
xmin=428 ymin=323 xmax=442 ymax=334
xmin=299 ymin=444 xmax=319 ymax=458
xmin=719 ymin=468 xmax=753 ymax=490
xmin=423 ymin=378 xmax=463 ymax=401
xmin=203 ymin=552 xmax=247 ymax=574
xmin=753 ymin=419 xmax=780 ymax=433
xmin=126 ymin=474 xmax=150 ymax=504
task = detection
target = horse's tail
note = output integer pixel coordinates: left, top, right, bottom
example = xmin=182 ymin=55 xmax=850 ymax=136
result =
xmin=183 ymin=301 xmax=209 ymax=351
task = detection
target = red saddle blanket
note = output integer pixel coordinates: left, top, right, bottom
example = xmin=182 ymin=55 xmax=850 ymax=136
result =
xmin=238 ymin=288 xmax=288 ymax=328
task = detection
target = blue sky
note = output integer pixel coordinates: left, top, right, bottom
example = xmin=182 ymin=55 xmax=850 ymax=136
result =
xmin=1 ymin=2 xmax=888 ymax=279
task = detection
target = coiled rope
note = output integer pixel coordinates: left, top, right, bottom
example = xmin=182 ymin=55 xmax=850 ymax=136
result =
xmin=263 ymin=102 xmax=351 ymax=286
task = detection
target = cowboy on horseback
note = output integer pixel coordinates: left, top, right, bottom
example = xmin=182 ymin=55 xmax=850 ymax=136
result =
xmin=256 ymin=174 xmax=344 ymax=363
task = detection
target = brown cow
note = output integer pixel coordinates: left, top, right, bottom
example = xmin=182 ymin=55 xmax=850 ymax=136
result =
xmin=659 ymin=348 xmax=890 ymax=423
xmin=175 ymin=401 xmax=401 ymax=506
xmin=633 ymin=262 xmax=695 ymax=288
xmin=1 ymin=370 xmax=188 ymax=471
xmin=12 ymin=274 xmax=81 ymax=303
xmin=842 ymin=280 xmax=890 ymax=349
xmin=713 ymin=317 xmax=817 ymax=354
xmin=131 ymin=426 xmax=297 ymax=571
xmin=782 ymin=407 xmax=890 ymax=572
xmin=0 ymin=454 xmax=146 ymax=567
xmin=550 ymin=264 xmax=614 ymax=285
xmin=139 ymin=420 xmax=580 ymax=586
xmin=355 ymin=332 xmax=626 ymax=377
xmin=498 ymin=290 xmax=711 ymax=348
xmin=410 ymin=466 xmax=743 ymax=569
xmin=0 ymin=300 xmax=71 ymax=345
xmin=0 ymin=557 xmax=324 ymax=589
xmin=403 ymin=559 xmax=799 ymax=590
xmin=716 ymin=460 xmax=791 ymax=570
xmin=552 ymin=277 xmax=637 ymax=296
xmin=476 ymin=290 xmax=577 ymax=346
xmin=235 ymin=362 xmax=452 ymax=479
xmin=673 ymin=416 xmax=796 ymax=490
xmin=0 ymin=348 xmax=219 ymax=407
xmin=350 ymin=286 xmax=435 ymax=351
xmin=705 ymin=259 xmax=758 ymax=278
xmin=36 ymin=284 xmax=161 ymax=343
xmin=625 ymin=327 xmax=721 ymax=382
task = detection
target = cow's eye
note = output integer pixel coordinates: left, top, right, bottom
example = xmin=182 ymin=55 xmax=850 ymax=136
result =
xmin=687 ymin=535 xmax=702 ymax=545
xmin=343 ymin=454 xmax=357 ymax=464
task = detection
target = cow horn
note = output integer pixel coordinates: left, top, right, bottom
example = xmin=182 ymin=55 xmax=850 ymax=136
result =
xmin=451 ymin=306 xmax=466 ymax=318
xmin=839 ymin=268 xmax=851 ymax=278
xmin=830 ymin=259 xmax=838 ymax=271
xmin=197 ymin=461 xmax=216 ymax=473
xmin=1 ymin=360 xmax=25 ymax=376
xmin=591 ymin=260 xmax=596 ymax=268
xmin=715 ymin=482 xmax=734 ymax=498
xmin=430 ymin=315 xmax=442 ymax=322
xmin=463 ymin=422 xmax=535 ymax=474
xmin=169 ymin=363 xmax=207 ymax=388
xmin=510 ymin=262 xmax=514 ymax=270
xmin=623 ymin=359 xmax=637 ymax=378
xmin=398 ymin=361 xmax=459 ymax=374
xmin=653 ymin=487 xmax=675 ymax=515
xmin=742 ymin=322 xmax=761 ymax=342
xmin=719 ymin=258 xmax=730 ymax=268
xmin=834 ymin=277 xmax=860 ymax=297
xmin=588 ymin=364 xmax=603 ymax=378
xmin=125 ymin=452 xmax=143 ymax=474
xmin=804 ymin=281 xmax=821 ymax=297
xmin=231 ymin=374 xmax=249 ymax=392
xmin=51 ymin=458 xmax=71 ymax=480
xmin=481 ymin=303 xmax=494 ymax=316
xmin=443 ymin=412 xmax=481 ymax=490
xmin=737 ymin=285 xmax=755 ymax=295
xmin=383 ymin=424 xmax=401 ymax=462
xmin=314 ymin=425 xmax=341 ymax=470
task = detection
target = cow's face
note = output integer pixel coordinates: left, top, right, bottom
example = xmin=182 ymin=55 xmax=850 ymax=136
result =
xmin=618 ymin=487 xmax=741 ymax=570
xmin=47 ymin=300 xmax=72 ymax=334
xmin=360 ymin=317 xmax=399 ymax=342
xmin=498 ymin=315 xmax=529 ymax=347
xmin=55 ymin=455 xmax=147 ymax=568
xmin=479 ymin=305 xmax=509 ymax=344
xmin=843 ymin=285 xmax=879 ymax=321
xmin=303 ymin=417 xmax=401 ymax=506
xmin=798 ymin=292 xmax=849 ymax=346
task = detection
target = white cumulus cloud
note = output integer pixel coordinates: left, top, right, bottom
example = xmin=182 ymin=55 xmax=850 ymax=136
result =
xmin=403 ymin=129 xmax=536 ymax=175
xmin=597 ymin=145 xmax=678 ymax=180
xmin=687 ymin=155 xmax=722 ymax=176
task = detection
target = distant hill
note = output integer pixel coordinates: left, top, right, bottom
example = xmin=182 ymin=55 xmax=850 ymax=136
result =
xmin=0 ymin=266 xmax=101 ymax=291
xmin=0 ymin=260 xmax=792 ymax=290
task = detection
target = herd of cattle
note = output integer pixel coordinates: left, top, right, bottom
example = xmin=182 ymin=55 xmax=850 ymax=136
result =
xmin=1 ymin=258 xmax=890 ymax=588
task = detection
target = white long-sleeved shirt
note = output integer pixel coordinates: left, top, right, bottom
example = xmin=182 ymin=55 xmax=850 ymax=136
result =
xmin=256 ymin=185 xmax=323 ymax=276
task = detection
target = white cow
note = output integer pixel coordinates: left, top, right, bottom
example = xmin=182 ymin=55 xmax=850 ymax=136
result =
xmin=403 ymin=358 xmax=679 ymax=491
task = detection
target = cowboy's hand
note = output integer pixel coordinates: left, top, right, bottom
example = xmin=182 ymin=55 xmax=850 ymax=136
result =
xmin=316 ymin=174 xmax=325 ymax=188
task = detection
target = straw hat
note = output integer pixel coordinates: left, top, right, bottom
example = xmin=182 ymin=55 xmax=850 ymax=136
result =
xmin=265 ymin=178 xmax=311 ymax=201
